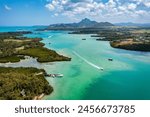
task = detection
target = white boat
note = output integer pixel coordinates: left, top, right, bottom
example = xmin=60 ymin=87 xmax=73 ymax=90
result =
xmin=99 ymin=68 xmax=104 ymax=71
xmin=45 ymin=73 xmax=63 ymax=78
xmin=56 ymin=74 xmax=63 ymax=77
xmin=108 ymin=58 xmax=113 ymax=61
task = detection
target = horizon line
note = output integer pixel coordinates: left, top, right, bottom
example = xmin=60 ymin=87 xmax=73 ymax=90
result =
xmin=0 ymin=20 xmax=150 ymax=27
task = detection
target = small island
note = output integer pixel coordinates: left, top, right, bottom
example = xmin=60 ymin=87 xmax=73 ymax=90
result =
xmin=0 ymin=31 xmax=71 ymax=100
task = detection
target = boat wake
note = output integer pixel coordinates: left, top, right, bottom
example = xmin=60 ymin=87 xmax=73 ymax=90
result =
xmin=48 ymin=35 xmax=53 ymax=38
xmin=73 ymin=51 xmax=104 ymax=70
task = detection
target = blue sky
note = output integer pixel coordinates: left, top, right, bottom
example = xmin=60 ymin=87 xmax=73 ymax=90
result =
xmin=0 ymin=0 xmax=150 ymax=26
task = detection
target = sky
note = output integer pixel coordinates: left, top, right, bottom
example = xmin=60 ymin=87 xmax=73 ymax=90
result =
xmin=0 ymin=0 xmax=150 ymax=26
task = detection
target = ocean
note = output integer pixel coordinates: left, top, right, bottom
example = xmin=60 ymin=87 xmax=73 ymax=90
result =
xmin=1 ymin=26 xmax=150 ymax=100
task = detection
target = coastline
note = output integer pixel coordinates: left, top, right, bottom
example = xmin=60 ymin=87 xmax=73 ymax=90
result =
xmin=0 ymin=27 xmax=150 ymax=100
xmin=33 ymin=93 xmax=45 ymax=100
xmin=110 ymin=39 xmax=150 ymax=52
xmin=0 ymin=31 xmax=71 ymax=100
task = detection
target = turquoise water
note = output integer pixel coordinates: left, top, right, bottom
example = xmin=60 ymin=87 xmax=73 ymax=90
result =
xmin=1 ymin=27 xmax=150 ymax=100
xmin=0 ymin=26 xmax=46 ymax=32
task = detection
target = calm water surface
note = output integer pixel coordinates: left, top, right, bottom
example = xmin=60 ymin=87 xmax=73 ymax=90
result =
xmin=1 ymin=27 xmax=150 ymax=100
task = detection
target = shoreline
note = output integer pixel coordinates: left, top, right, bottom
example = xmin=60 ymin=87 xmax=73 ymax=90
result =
xmin=33 ymin=93 xmax=45 ymax=100
xmin=0 ymin=67 xmax=53 ymax=100
xmin=0 ymin=56 xmax=42 ymax=68
xmin=110 ymin=39 xmax=150 ymax=52
xmin=0 ymin=31 xmax=70 ymax=100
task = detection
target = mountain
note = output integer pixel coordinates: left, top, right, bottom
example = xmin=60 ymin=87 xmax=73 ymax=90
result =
xmin=115 ymin=22 xmax=150 ymax=27
xmin=47 ymin=18 xmax=114 ymax=29
xmin=77 ymin=18 xmax=98 ymax=27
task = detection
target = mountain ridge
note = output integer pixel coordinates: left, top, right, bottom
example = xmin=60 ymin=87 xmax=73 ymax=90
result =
xmin=47 ymin=18 xmax=114 ymax=29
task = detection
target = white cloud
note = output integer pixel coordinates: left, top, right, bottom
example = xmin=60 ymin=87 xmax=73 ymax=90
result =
xmin=54 ymin=13 xmax=58 ymax=16
xmin=4 ymin=5 xmax=12 ymax=11
xmin=45 ymin=0 xmax=150 ymax=23
xmin=107 ymin=0 xmax=116 ymax=8
xmin=128 ymin=3 xmax=137 ymax=10
xmin=45 ymin=4 xmax=55 ymax=11
xmin=135 ymin=10 xmax=147 ymax=15
xmin=144 ymin=1 xmax=150 ymax=7
xmin=62 ymin=0 xmax=68 ymax=5
xmin=133 ymin=0 xmax=150 ymax=7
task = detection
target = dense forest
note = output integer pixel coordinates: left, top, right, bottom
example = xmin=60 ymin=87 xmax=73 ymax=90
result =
xmin=0 ymin=67 xmax=53 ymax=100
xmin=0 ymin=31 xmax=71 ymax=100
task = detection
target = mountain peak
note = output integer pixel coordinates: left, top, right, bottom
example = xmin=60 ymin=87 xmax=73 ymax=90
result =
xmin=81 ymin=18 xmax=91 ymax=22
xmin=79 ymin=18 xmax=97 ymax=23
xmin=78 ymin=18 xmax=98 ymax=27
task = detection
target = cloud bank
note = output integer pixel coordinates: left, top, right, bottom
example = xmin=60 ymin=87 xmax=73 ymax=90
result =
xmin=45 ymin=0 xmax=150 ymax=23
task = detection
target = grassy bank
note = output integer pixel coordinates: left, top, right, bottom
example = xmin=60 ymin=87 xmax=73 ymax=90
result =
xmin=0 ymin=55 xmax=25 ymax=63
xmin=19 ymin=47 xmax=71 ymax=62
xmin=0 ymin=32 xmax=71 ymax=63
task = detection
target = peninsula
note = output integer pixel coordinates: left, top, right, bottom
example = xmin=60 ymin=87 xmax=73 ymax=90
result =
xmin=0 ymin=31 xmax=71 ymax=100
xmin=0 ymin=31 xmax=71 ymax=63
xmin=110 ymin=39 xmax=150 ymax=52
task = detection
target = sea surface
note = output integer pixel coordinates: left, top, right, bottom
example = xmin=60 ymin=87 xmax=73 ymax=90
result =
xmin=1 ymin=26 xmax=150 ymax=100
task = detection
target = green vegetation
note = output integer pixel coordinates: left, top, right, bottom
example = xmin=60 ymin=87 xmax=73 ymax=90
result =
xmin=19 ymin=47 xmax=71 ymax=62
xmin=107 ymin=28 xmax=150 ymax=51
xmin=0 ymin=32 xmax=71 ymax=63
xmin=0 ymin=67 xmax=53 ymax=100
xmin=0 ymin=55 xmax=24 ymax=63
xmin=71 ymin=27 xmax=150 ymax=52
xmin=110 ymin=39 xmax=150 ymax=51
xmin=91 ymin=31 xmax=131 ymax=41
xmin=0 ymin=31 xmax=71 ymax=100
xmin=0 ymin=31 xmax=32 ymax=40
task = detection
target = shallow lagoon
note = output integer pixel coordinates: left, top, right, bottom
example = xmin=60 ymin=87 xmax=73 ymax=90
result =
xmin=41 ymin=31 xmax=150 ymax=100
xmin=1 ymin=27 xmax=150 ymax=100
